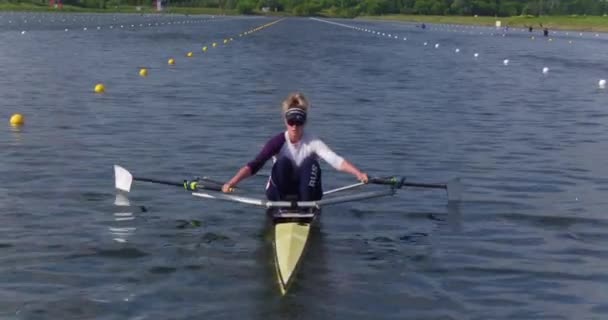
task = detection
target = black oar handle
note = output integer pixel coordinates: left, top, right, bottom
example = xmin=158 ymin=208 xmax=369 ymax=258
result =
xmin=369 ymin=177 xmax=405 ymax=187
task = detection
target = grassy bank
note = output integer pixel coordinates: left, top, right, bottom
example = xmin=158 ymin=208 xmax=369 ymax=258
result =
xmin=0 ymin=3 xmax=236 ymax=15
xmin=0 ymin=2 xmax=90 ymax=12
xmin=357 ymin=14 xmax=608 ymax=33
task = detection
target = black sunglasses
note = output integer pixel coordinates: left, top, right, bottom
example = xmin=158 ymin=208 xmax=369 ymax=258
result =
xmin=287 ymin=118 xmax=306 ymax=126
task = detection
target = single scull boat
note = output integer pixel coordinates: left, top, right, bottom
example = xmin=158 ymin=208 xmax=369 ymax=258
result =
xmin=113 ymin=164 xmax=462 ymax=295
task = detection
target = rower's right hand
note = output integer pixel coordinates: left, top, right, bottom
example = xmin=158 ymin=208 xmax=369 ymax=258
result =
xmin=222 ymin=183 xmax=234 ymax=193
xmin=357 ymin=172 xmax=369 ymax=184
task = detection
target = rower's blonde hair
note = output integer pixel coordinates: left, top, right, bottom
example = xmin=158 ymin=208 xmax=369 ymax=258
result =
xmin=282 ymin=92 xmax=310 ymax=113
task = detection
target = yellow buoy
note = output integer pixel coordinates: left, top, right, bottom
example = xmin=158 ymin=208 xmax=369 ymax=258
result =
xmin=9 ymin=113 xmax=24 ymax=126
xmin=187 ymin=52 xmax=193 ymax=57
xmin=212 ymin=42 xmax=217 ymax=47
xmin=223 ymin=39 xmax=228 ymax=44
xmin=202 ymin=46 xmax=208 ymax=52
xmin=139 ymin=68 xmax=148 ymax=77
xmin=168 ymin=58 xmax=175 ymax=65
xmin=94 ymin=83 xmax=105 ymax=93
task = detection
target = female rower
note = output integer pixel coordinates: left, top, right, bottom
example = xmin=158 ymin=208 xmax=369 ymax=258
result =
xmin=221 ymin=92 xmax=368 ymax=201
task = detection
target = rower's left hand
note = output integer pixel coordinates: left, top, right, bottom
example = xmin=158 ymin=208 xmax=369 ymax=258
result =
xmin=357 ymin=172 xmax=369 ymax=184
xmin=222 ymin=183 xmax=234 ymax=193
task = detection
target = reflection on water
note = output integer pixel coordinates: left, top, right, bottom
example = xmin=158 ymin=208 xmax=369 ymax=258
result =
xmin=9 ymin=125 xmax=23 ymax=145
xmin=111 ymin=193 xmax=136 ymax=243
xmin=253 ymin=217 xmax=329 ymax=319
xmin=113 ymin=193 xmax=130 ymax=207
xmin=446 ymin=202 xmax=462 ymax=233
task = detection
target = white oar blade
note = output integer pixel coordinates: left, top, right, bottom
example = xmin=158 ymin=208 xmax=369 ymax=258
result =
xmin=114 ymin=165 xmax=133 ymax=192
xmin=447 ymin=178 xmax=463 ymax=202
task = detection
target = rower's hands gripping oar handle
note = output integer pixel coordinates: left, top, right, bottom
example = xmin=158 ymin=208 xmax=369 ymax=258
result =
xmin=182 ymin=178 xmax=232 ymax=192
xmin=131 ymin=177 xmax=226 ymax=192
xmin=369 ymin=177 xmax=406 ymax=188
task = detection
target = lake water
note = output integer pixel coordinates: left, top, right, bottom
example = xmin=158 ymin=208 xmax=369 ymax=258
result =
xmin=1 ymin=12 xmax=608 ymax=319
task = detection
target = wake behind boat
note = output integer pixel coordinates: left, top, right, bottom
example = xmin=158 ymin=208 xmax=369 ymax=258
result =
xmin=113 ymin=164 xmax=462 ymax=295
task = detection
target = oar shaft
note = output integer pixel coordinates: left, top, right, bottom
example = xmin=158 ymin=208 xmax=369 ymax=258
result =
xmin=370 ymin=177 xmax=446 ymax=189
xmin=402 ymin=182 xmax=446 ymax=189
xmin=134 ymin=177 xmax=223 ymax=192
xmin=135 ymin=177 xmax=182 ymax=187
xmin=324 ymin=182 xmax=366 ymax=195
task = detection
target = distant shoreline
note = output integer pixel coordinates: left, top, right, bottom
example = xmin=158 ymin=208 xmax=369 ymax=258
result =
xmin=356 ymin=14 xmax=608 ymax=33
xmin=0 ymin=3 xmax=235 ymax=15
xmin=1 ymin=4 xmax=607 ymax=33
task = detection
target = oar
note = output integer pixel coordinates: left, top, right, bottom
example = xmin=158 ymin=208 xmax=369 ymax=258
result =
xmin=369 ymin=176 xmax=463 ymax=201
xmin=114 ymin=165 xmax=229 ymax=193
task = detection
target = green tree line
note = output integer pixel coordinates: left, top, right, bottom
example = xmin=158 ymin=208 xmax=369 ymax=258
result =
xmin=198 ymin=0 xmax=607 ymax=17
xmin=7 ymin=0 xmax=608 ymax=17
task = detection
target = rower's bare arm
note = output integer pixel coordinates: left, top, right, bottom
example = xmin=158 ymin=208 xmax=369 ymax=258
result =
xmin=339 ymin=160 xmax=368 ymax=183
xmin=223 ymin=166 xmax=252 ymax=193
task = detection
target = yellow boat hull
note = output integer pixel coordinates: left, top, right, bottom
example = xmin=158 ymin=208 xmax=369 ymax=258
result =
xmin=271 ymin=208 xmax=318 ymax=295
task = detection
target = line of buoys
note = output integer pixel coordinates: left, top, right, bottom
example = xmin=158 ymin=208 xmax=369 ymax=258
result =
xmin=252 ymin=17 xmax=586 ymax=43
xmin=14 ymin=15 xmax=220 ymax=35
xmin=91 ymin=18 xmax=284 ymax=93
xmin=6 ymin=13 xmax=265 ymax=132
xmin=311 ymin=18 xmax=608 ymax=87
xmin=167 ymin=19 xmax=282 ymax=69
xmin=313 ymin=17 xmax=605 ymax=50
